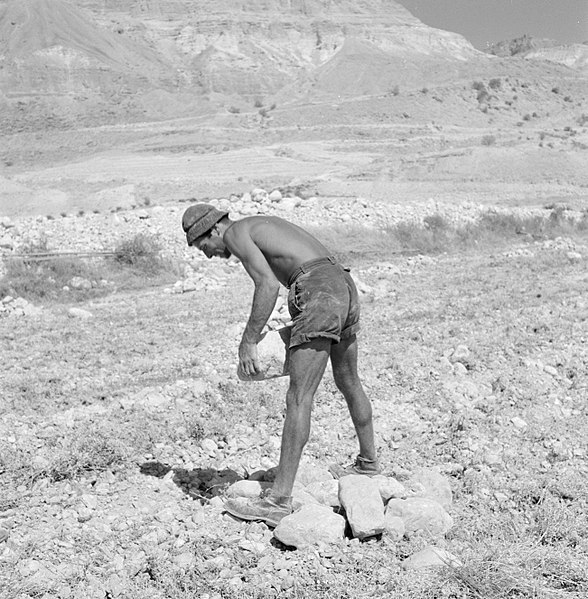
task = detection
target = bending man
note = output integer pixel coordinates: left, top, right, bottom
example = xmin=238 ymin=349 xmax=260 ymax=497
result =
xmin=182 ymin=203 xmax=380 ymax=526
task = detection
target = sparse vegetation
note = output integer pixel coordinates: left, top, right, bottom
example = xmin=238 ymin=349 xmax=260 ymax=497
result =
xmin=227 ymin=106 xmax=241 ymax=114
xmin=488 ymin=77 xmax=501 ymax=90
xmin=481 ymin=134 xmax=496 ymax=146
xmin=311 ymin=209 xmax=588 ymax=260
xmin=0 ymin=234 xmax=176 ymax=303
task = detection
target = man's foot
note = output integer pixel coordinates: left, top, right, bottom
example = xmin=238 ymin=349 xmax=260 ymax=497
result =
xmin=224 ymin=491 xmax=292 ymax=527
xmin=329 ymin=455 xmax=382 ymax=479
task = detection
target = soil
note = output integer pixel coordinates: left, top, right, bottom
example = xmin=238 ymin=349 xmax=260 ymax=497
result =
xmin=1 ymin=1 xmax=588 ymax=597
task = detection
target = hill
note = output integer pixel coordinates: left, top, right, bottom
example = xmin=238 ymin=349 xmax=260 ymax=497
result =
xmin=486 ymin=35 xmax=588 ymax=70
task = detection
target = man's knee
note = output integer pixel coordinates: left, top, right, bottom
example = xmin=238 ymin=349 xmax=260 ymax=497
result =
xmin=333 ymin=368 xmax=362 ymax=394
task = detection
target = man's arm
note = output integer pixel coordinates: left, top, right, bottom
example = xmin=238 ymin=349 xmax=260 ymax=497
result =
xmin=224 ymin=224 xmax=280 ymax=376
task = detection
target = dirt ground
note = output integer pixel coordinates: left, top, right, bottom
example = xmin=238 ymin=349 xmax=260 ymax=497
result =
xmin=1 ymin=60 xmax=588 ymax=599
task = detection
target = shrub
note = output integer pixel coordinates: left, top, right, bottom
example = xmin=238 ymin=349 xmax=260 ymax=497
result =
xmin=253 ymin=98 xmax=263 ymax=108
xmin=227 ymin=106 xmax=241 ymax=114
xmin=113 ymin=233 xmax=163 ymax=273
xmin=48 ymin=425 xmax=130 ymax=481
xmin=489 ymin=78 xmax=502 ymax=90
xmin=481 ymin=135 xmax=496 ymax=146
xmin=477 ymin=89 xmax=490 ymax=104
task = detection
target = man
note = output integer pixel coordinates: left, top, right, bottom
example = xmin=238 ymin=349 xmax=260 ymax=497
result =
xmin=182 ymin=203 xmax=380 ymax=527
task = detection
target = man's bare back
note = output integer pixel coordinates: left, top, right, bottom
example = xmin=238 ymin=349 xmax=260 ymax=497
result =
xmin=223 ymin=216 xmax=330 ymax=287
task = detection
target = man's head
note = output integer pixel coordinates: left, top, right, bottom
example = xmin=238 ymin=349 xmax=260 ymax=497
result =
xmin=182 ymin=203 xmax=230 ymax=258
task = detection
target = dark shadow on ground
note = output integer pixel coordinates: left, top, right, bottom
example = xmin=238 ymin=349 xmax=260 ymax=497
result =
xmin=139 ymin=461 xmax=243 ymax=504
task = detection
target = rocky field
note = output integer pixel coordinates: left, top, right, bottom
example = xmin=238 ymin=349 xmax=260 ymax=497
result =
xmin=1 ymin=189 xmax=588 ymax=598
xmin=1 ymin=1 xmax=588 ymax=597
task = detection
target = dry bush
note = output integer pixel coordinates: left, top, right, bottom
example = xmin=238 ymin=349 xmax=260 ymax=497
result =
xmin=310 ymin=210 xmax=588 ymax=263
xmin=111 ymin=233 xmax=179 ymax=282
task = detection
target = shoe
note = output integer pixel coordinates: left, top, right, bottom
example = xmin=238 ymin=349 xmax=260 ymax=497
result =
xmin=329 ymin=455 xmax=382 ymax=479
xmin=224 ymin=491 xmax=293 ymax=527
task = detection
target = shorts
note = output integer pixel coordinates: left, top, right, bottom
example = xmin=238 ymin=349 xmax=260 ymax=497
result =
xmin=287 ymin=256 xmax=360 ymax=349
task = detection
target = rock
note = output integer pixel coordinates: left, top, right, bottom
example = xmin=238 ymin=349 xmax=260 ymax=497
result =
xmin=305 ymin=479 xmax=340 ymax=507
xmin=173 ymin=552 xmax=195 ymax=569
xmin=338 ymin=475 xmax=386 ymax=539
xmin=372 ymin=475 xmax=408 ymax=501
xmin=279 ymin=198 xmax=299 ymax=212
xmin=0 ymin=235 xmax=14 ymax=249
xmin=449 ymin=345 xmax=471 ymax=366
xmin=292 ymin=487 xmax=321 ymax=509
xmin=273 ymin=504 xmax=345 ymax=549
xmin=237 ymin=328 xmax=291 ymax=380
xmin=385 ymin=497 xmax=453 ymax=537
xmin=511 ymin=416 xmax=527 ymax=429
xmin=402 ymin=545 xmax=462 ymax=569
xmin=383 ymin=515 xmax=405 ymax=539
xmin=200 ymin=438 xmax=218 ymax=455
xmin=225 ymin=480 xmax=272 ymax=499
xmin=251 ymin=188 xmax=269 ymax=204
xmin=409 ymin=468 xmax=453 ymax=510
xmin=68 ymin=307 xmax=93 ymax=319
xmin=269 ymin=189 xmax=283 ymax=202
xmin=294 ymin=463 xmax=333 ymax=486
xmin=0 ymin=528 xmax=9 ymax=543
xmin=69 ymin=276 xmax=93 ymax=290
xmin=77 ymin=507 xmax=93 ymax=523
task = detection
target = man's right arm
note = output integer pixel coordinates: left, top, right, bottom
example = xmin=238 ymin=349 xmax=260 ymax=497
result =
xmin=224 ymin=224 xmax=280 ymax=376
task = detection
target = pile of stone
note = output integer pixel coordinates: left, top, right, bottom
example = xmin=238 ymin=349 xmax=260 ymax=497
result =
xmin=0 ymin=295 xmax=42 ymax=317
xmin=225 ymin=465 xmax=454 ymax=554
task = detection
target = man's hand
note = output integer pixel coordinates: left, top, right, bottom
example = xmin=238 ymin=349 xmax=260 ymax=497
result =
xmin=239 ymin=340 xmax=260 ymax=377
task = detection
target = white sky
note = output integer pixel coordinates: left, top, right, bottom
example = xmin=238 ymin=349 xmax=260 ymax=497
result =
xmin=397 ymin=0 xmax=588 ymax=49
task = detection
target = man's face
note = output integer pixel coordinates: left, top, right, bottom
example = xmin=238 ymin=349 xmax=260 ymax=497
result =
xmin=192 ymin=228 xmax=230 ymax=259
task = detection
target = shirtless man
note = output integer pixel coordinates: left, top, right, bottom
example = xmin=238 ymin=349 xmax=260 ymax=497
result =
xmin=182 ymin=203 xmax=380 ymax=526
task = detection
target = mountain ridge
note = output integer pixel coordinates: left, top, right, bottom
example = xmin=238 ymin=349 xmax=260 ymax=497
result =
xmin=0 ymin=0 xmax=584 ymax=130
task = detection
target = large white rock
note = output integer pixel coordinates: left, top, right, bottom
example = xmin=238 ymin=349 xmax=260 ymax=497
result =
xmin=237 ymin=328 xmax=291 ymax=380
xmin=225 ymin=480 xmax=272 ymax=499
xmin=385 ymin=497 xmax=453 ymax=537
xmin=339 ymin=475 xmax=385 ymax=539
xmin=273 ymin=504 xmax=345 ymax=549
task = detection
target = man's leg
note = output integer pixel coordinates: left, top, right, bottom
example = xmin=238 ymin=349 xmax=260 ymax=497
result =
xmin=224 ymin=337 xmax=331 ymax=526
xmin=271 ymin=337 xmax=331 ymax=497
xmin=330 ymin=334 xmax=378 ymax=465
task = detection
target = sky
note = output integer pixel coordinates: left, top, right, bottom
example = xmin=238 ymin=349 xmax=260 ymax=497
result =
xmin=397 ymin=0 xmax=588 ymax=50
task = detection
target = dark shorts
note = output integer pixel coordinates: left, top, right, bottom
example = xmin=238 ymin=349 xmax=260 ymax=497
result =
xmin=287 ymin=256 xmax=360 ymax=349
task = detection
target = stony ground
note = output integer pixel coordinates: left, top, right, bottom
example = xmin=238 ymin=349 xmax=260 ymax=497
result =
xmin=1 ymin=192 xmax=588 ymax=598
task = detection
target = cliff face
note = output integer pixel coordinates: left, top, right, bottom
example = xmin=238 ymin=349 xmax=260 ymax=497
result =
xmin=0 ymin=0 xmax=477 ymax=100
xmin=6 ymin=0 xmax=585 ymax=129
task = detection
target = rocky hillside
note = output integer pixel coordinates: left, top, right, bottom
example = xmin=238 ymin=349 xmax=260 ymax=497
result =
xmin=0 ymin=0 xmax=585 ymax=131
xmin=0 ymin=0 xmax=478 ymax=127
xmin=487 ymin=35 xmax=588 ymax=70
